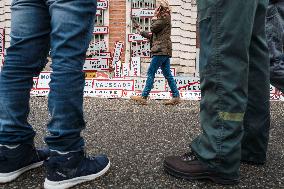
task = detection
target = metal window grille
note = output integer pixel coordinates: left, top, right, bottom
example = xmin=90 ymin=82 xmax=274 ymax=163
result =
xmin=87 ymin=10 xmax=107 ymax=57
xmin=130 ymin=0 xmax=156 ymax=58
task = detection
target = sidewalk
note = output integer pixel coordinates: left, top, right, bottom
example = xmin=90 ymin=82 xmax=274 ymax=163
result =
xmin=0 ymin=98 xmax=283 ymax=189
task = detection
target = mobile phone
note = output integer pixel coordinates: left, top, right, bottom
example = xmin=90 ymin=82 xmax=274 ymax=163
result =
xmin=131 ymin=18 xmax=140 ymax=28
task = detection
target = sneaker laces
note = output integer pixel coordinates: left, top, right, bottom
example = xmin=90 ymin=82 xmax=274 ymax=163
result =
xmin=83 ymin=151 xmax=104 ymax=168
xmin=83 ymin=150 xmax=96 ymax=161
xmin=181 ymin=152 xmax=197 ymax=161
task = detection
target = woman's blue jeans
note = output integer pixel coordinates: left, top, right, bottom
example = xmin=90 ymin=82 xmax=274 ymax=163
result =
xmin=142 ymin=55 xmax=180 ymax=98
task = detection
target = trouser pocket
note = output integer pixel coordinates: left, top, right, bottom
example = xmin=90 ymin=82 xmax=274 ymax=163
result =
xmin=197 ymin=0 xmax=220 ymax=75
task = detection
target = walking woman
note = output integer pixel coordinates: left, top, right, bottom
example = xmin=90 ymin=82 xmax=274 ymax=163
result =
xmin=130 ymin=0 xmax=181 ymax=105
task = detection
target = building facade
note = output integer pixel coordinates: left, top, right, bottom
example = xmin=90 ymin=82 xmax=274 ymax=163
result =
xmin=0 ymin=0 xmax=282 ymax=101
xmin=0 ymin=0 xmax=198 ymax=76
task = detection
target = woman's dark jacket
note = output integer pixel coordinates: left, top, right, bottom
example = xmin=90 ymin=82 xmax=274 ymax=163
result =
xmin=140 ymin=13 xmax=172 ymax=57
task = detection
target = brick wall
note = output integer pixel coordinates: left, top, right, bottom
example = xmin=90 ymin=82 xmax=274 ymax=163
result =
xmin=109 ymin=0 xmax=126 ymax=62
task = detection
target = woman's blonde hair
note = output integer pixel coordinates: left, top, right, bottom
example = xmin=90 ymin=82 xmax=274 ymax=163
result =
xmin=157 ymin=0 xmax=170 ymax=8
xmin=156 ymin=0 xmax=171 ymax=18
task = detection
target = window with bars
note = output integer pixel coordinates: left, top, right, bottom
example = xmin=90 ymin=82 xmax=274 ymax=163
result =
xmin=130 ymin=0 xmax=156 ymax=58
xmin=131 ymin=0 xmax=155 ymax=33
xmin=87 ymin=10 xmax=108 ymax=58
xmin=94 ymin=12 xmax=105 ymax=42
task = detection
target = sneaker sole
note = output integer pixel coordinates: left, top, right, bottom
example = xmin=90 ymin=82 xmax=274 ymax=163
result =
xmin=164 ymin=163 xmax=239 ymax=185
xmin=0 ymin=161 xmax=43 ymax=183
xmin=44 ymin=161 xmax=111 ymax=189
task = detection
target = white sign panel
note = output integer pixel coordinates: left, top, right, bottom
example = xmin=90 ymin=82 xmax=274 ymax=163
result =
xmin=0 ymin=28 xmax=4 ymax=54
xmin=121 ymin=90 xmax=136 ymax=99
xmin=129 ymin=57 xmax=141 ymax=77
xmin=131 ymin=42 xmax=151 ymax=57
xmin=149 ymin=92 xmax=171 ymax=99
xmin=131 ymin=8 xmax=155 ymax=17
xmin=180 ymin=91 xmax=201 ymax=101
xmin=36 ymin=72 xmax=51 ymax=89
xmin=31 ymin=89 xmax=49 ymax=96
xmin=114 ymin=61 xmax=122 ymax=78
xmin=97 ymin=1 xmax=108 ymax=10
xmin=93 ymin=27 xmax=109 ymax=34
xmin=128 ymin=34 xmax=148 ymax=42
xmin=92 ymin=41 xmax=107 ymax=51
xmin=84 ymin=89 xmax=123 ymax=98
xmin=122 ymin=62 xmax=130 ymax=77
xmin=84 ymin=58 xmax=109 ymax=71
xmin=270 ymin=85 xmax=283 ymax=101
xmin=96 ymin=9 xmax=102 ymax=16
xmin=84 ymin=79 xmax=94 ymax=90
xmin=134 ymin=77 xmax=166 ymax=92
xmin=0 ymin=54 xmax=4 ymax=71
xmin=112 ymin=42 xmax=124 ymax=64
xmin=93 ymin=79 xmax=135 ymax=91
xmin=171 ymin=77 xmax=200 ymax=91
xmin=95 ymin=52 xmax=112 ymax=59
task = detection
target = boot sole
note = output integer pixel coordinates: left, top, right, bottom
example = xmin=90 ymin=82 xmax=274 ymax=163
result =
xmin=164 ymin=101 xmax=181 ymax=106
xmin=131 ymin=98 xmax=147 ymax=105
xmin=0 ymin=161 xmax=43 ymax=183
xmin=164 ymin=163 xmax=239 ymax=185
xmin=44 ymin=161 xmax=111 ymax=189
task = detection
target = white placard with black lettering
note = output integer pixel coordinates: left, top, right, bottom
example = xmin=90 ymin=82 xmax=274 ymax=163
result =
xmin=134 ymin=77 xmax=166 ymax=92
xmin=114 ymin=61 xmax=122 ymax=78
xmin=93 ymin=27 xmax=109 ymax=34
xmin=112 ymin=42 xmax=124 ymax=65
xmin=0 ymin=54 xmax=4 ymax=71
xmin=0 ymin=28 xmax=4 ymax=54
xmin=129 ymin=57 xmax=141 ymax=77
xmin=131 ymin=42 xmax=151 ymax=58
xmin=131 ymin=8 xmax=155 ymax=17
xmin=97 ymin=1 xmax=108 ymax=10
xmin=128 ymin=34 xmax=148 ymax=42
xmin=36 ymin=72 xmax=51 ymax=89
xmin=122 ymin=62 xmax=130 ymax=77
xmin=148 ymin=92 xmax=171 ymax=99
xmin=170 ymin=77 xmax=200 ymax=91
xmin=84 ymin=58 xmax=109 ymax=71
xmin=93 ymin=79 xmax=134 ymax=91
xmin=31 ymin=89 xmax=50 ymax=96
xmin=180 ymin=91 xmax=201 ymax=101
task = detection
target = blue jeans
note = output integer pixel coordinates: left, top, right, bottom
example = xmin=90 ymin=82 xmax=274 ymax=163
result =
xmin=142 ymin=56 xmax=179 ymax=98
xmin=0 ymin=0 xmax=97 ymax=152
xmin=266 ymin=2 xmax=284 ymax=92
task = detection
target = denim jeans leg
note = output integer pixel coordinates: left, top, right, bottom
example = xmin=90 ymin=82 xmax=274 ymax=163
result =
xmin=160 ymin=58 xmax=179 ymax=97
xmin=0 ymin=0 xmax=50 ymax=145
xmin=266 ymin=3 xmax=284 ymax=91
xmin=45 ymin=0 xmax=97 ymax=152
xmin=142 ymin=56 xmax=164 ymax=97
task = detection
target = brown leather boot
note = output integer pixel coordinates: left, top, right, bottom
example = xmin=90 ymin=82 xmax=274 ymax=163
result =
xmin=164 ymin=97 xmax=181 ymax=105
xmin=130 ymin=96 xmax=147 ymax=105
xmin=164 ymin=152 xmax=239 ymax=185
